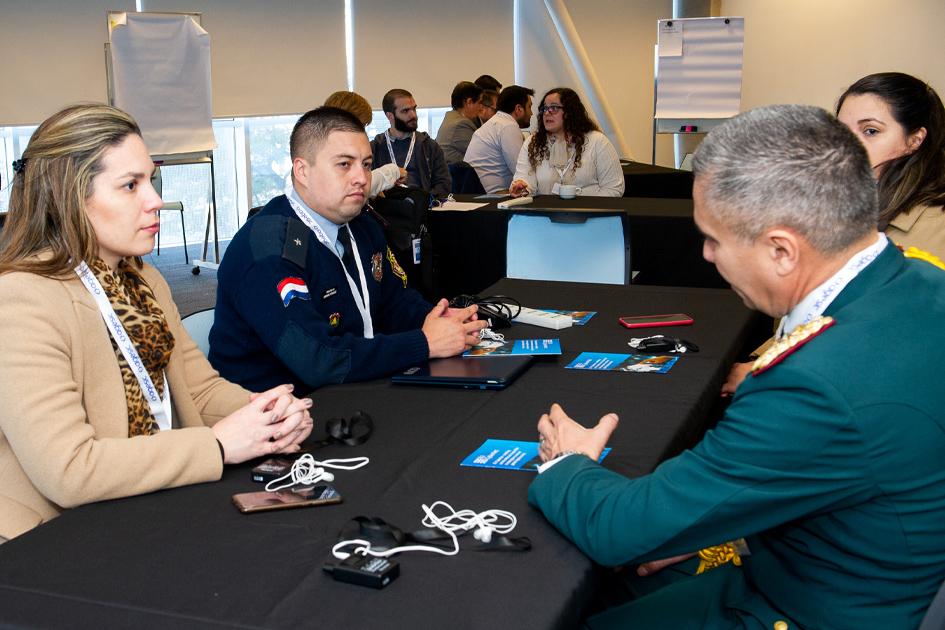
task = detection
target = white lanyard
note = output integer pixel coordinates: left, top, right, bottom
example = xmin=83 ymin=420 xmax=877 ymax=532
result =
xmin=75 ymin=262 xmax=172 ymax=431
xmin=777 ymin=233 xmax=887 ymax=337
xmin=385 ymin=130 xmax=416 ymax=169
xmin=284 ymin=184 xmax=374 ymax=338
xmin=552 ymin=146 xmax=576 ymax=184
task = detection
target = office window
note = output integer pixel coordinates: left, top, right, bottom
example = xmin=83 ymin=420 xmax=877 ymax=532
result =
xmin=155 ymin=120 xmax=244 ymax=248
xmin=0 ymin=106 xmax=451 ymax=231
xmin=245 ymin=115 xmax=296 ymax=210
xmin=0 ymin=125 xmax=38 ymax=216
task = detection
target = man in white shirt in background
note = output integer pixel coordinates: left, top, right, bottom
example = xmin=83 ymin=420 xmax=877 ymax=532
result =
xmin=464 ymin=85 xmax=534 ymax=193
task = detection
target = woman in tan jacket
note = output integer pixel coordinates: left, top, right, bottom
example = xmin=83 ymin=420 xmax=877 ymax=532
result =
xmin=837 ymin=72 xmax=945 ymax=259
xmin=0 ymin=104 xmax=313 ymax=541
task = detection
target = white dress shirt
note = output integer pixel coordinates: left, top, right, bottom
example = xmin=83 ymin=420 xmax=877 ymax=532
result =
xmin=464 ymin=111 xmax=526 ymax=193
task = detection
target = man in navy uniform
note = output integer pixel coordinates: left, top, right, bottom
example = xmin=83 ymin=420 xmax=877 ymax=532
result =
xmin=530 ymin=105 xmax=945 ymax=628
xmin=210 ymin=107 xmax=485 ymax=392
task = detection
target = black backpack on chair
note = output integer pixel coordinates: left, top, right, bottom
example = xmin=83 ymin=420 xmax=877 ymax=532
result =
xmin=368 ymin=185 xmax=435 ymax=302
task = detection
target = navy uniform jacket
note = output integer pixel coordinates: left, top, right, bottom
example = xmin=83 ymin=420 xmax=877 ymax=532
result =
xmin=209 ymin=195 xmax=432 ymax=392
xmin=529 ymin=244 xmax=945 ymax=629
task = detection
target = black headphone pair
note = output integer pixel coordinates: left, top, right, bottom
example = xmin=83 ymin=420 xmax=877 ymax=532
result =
xmin=448 ymin=294 xmax=521 ymax=329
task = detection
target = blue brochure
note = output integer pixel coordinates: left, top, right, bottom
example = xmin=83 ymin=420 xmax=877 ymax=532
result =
xmin=464 ymin=338 xmax=562 ymax=357
xmin=540 ymin=309 xmax=597 ymax=326
xmin=461 ymin=439 xmax=611 ymax=471
xmin=565 ymin=352 xmax=678 ymax=373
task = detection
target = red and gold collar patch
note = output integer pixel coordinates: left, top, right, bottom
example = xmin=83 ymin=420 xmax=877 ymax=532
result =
xmin=751 ymin=316 xmax=835 ymax=376
xmin=328 ymin=312 xmax=341 ymax=328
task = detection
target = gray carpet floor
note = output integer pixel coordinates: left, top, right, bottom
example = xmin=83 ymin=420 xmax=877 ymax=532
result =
xmin=145 ymin=241 xmax=228 ymax=317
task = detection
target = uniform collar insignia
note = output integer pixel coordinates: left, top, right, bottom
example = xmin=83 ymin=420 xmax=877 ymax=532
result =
xmin=751 ymin=316 xmax=835 ymax=376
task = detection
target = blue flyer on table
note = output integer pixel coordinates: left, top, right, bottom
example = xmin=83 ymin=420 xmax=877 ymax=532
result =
xmin=461 ymin=439 xmax=611 ymax=471
xmin=464 ymin=338 xmax=562 ymax=357
xmin=566 ymin=352 xmax=679 ymax=373
xmin=540 ymin=309 xmax=597 ymax=325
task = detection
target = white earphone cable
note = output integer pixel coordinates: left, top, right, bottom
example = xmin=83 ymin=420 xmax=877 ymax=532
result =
xmin=265 ymin=453 xmax=370 ymax=492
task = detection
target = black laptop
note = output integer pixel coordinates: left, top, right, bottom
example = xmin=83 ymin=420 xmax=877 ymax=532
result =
xmin=391 ymin=355 xmax=533 ymax=390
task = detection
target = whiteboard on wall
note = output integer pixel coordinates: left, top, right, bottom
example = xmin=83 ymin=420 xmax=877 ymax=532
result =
xmin=654 ymin=16 xmax=744 ymax=132
xmin=107 ymin=11 xmax=216 ymax=156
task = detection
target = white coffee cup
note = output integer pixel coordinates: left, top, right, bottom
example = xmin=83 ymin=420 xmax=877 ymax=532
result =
xmin=558 ymin=184 xmax=582 ymax=199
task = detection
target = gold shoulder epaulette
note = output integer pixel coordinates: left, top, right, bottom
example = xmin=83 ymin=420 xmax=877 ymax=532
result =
xmin=903 ymin=246 xmax=945 ymax=271
xmin=751 ymin=316 xmax=835 ymax=376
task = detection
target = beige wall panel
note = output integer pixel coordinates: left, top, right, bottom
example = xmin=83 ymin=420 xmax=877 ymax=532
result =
xmin=144 ymin=0 xmax=347 ymax=117
xmin=721 ymin=0 xmax=945 ymax=111
xmin=0 ymin=0 xmax=135 ymax=126
xmin=353 ymin=0 xmax=514 ymax=110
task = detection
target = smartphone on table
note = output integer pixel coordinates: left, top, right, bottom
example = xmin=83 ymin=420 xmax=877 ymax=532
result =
xmin=232 ymin=484 xmax=342 ymax=513
xmin=618 ymin=313 xmax=694 ymax=329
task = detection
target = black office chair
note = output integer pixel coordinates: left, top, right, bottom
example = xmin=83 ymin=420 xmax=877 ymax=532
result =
xmin=448 ymin=162 xmax=486 ymax=194
xmin=247 ymin=205 xmax=264 ymax=219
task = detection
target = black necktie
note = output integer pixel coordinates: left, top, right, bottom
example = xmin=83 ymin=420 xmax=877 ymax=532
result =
xmin=337 ymin=227 xmax=363 ymax=298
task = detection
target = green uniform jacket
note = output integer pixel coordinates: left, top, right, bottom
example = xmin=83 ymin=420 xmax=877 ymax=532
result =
xmin=529 ymin=244 xmax=945 ymax=629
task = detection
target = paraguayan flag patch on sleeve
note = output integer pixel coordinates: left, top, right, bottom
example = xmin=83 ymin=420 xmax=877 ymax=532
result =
xmin=277 ymin=277 xmax=311 ymax=307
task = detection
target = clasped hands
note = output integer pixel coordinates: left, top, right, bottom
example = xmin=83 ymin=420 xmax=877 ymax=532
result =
xmin=423 ymin=298 xmax=488 ymax=358
xmin=212 ymin=384 xmax=313 ymax=464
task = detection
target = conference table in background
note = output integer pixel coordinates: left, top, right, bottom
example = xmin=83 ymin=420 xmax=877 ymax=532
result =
xmin=430 ymin=195 xmax=721 ymax=300
xmin=620 ymin=160 xmax=693 ymax=199
xmin=0 ymin=279 xmax=764 ymax=630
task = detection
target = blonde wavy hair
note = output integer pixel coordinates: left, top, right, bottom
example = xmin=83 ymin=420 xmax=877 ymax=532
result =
xmin=323 ymin=91 xmax=374 ymax=127
xmin=0 ymin=104 xmax=141 ymax=277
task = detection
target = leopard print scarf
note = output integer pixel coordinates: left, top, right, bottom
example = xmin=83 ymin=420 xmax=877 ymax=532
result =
xmin=89 ymin=258 xmax=175 ymax=436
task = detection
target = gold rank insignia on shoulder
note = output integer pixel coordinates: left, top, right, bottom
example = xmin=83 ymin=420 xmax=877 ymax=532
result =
xmin=751 ymin=316 xmax=835 ymax=376
xmin=387 ymin=246 xmax=408 ymax=288
xmin=903 ymin=246 xmax=945 ymax=271
xmin=695 ymin=541 xmax=742 ymax=574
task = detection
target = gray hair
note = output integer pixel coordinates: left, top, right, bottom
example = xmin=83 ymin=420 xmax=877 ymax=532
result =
xmin=692 ymin=104 xmax=877 ymax=254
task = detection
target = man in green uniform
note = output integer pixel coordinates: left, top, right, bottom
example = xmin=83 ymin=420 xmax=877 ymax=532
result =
xmin=529 ymin=105 xmax=945 ymax=628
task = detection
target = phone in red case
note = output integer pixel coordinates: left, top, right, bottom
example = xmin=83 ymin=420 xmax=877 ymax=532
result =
xmin=618 ymin=313 xmax=694 ymax=329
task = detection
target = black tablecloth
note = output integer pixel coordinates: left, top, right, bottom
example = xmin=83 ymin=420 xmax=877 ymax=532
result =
xmin=0 ymin=279 xmax=762 ymax=630
xmin=430 ymin=196 xmax=723 ymax=300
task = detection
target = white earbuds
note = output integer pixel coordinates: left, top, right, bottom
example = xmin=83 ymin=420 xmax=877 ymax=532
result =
xmin=265 ymin=454 xmax=367 ymax=492
xmin=332 ymin=502 xmax=519 ymax=561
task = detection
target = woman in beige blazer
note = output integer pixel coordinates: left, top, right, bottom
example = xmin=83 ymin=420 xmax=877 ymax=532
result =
xmin=837 ymin=72 xmax=945 ymax=260
xmin=0 ymin=105 xmax=313 ymax=541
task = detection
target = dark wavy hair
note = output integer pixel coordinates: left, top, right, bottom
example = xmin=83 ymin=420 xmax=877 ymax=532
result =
xmin=837 ymin=72 xmax=945 ymax=229
xmin=527 ymin=88 xmax=600 ymax=172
